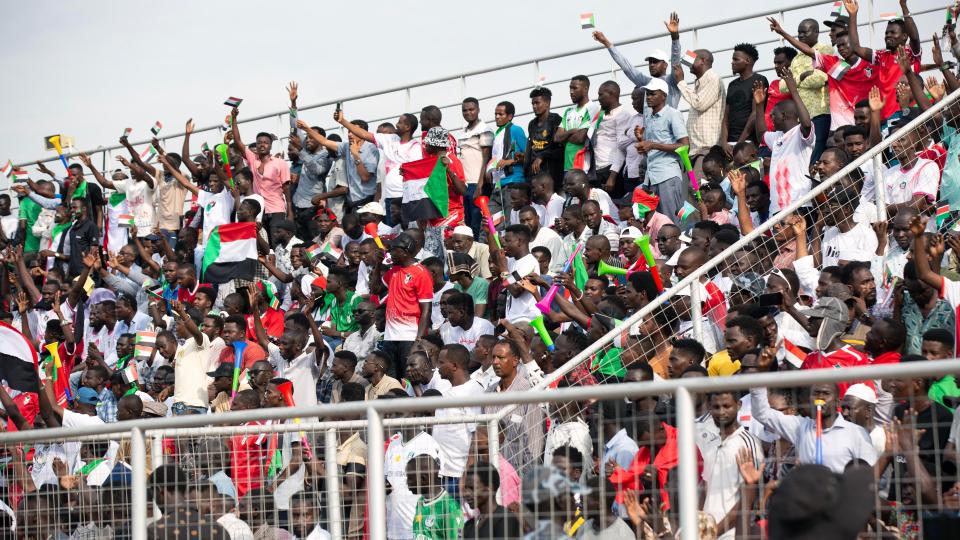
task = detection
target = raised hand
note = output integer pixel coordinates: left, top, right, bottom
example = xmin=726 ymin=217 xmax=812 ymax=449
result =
xmin=908 ymin=214 xmax=928 ymax=238
xmin=231 ymin=107 xmax=239 ymax=119
xmin=933 ymin=33 xmax=946 ymax=66
xmin=673 ymin=63 xmax=684 ymax=82
xmin=287 ymin=81 xmax=298 ymax=102
xmin=78 ymin=153 xmax=92 ymax=167
xmin=729 ymin=168 xmax=746 ymax=195
xmin=868 ymin=86 xmax=886 ymax=112
xmin=895 ymin=45 xmax=912 ymax=75
xmin=16 ymin=291 xmax=29 ymax=313
xmin=767 ymin=16 xmax=785 ymax=35
xmin=927 ymin=76 xmax=946 ymax=102
xmin=735 ymin=446 xmax=761 ymax=485
xmin=928 ymin=233 xmax=946 ymax=262
xmin=592 ymin=31 xmax=612 ymax=48
xmin=664 ymin=12 xmax=680 ymax=34
xmin=752 ymin=79 xmax=766 ymax=105
xmin=185 ymin=118 xmax=195 ymax=135
xmin=82 ymin=248 xmax=98 ymax=269
xmin=247 ymin=282 xmax=260 ymax=308
xmin=151 ymin=137 xmax=164 ymax=156
xmin=843 ymin=0 xmax=859 ymax=16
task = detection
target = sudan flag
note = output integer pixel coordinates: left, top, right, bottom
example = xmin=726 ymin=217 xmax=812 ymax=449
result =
xmin=202 ymin=222 xmax=258 ymax=283
xmin=400 ymin=154 xmax=450 ymax=223
xmin=0 ymin=322 xmax=40 ymax=393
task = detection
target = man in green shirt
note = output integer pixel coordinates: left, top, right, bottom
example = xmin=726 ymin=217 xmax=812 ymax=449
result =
xmin=922 ymin=328 xmax=960 ymax=412
xmin=554 ymin=75 xmax=601 ymax=173
xmin=321 ymin=268 xmax=361 ymax=346
xmin=13 ymin=180 xmax=56 ymax=253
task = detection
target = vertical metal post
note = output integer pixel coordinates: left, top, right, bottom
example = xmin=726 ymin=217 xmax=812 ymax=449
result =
xmin=675 ymin=387 xmax=698 ymax=540
xmin=874 ymin=153 xmax=887 ymax=222
xmin=778 ymin=11 xmax=786 ymax=45
xmin=131 ymin=427 xmax=147 ymax=540
xmin=404 ymin=88 xmax=412 ymax=112
xmin=325 ymin=428 xmax=343 ymax=539
xmin=460 ymin=75 xmax=467 ymax=101
xmin=692 ymin=28 xmax=699 ymax=49
xmin=487 ymin=419 xmax=500 ymax=469
xmin=534 ymin=60 xmax=541 ymax=88
xmin=366 ymin=407 xmax=386 ymax=540
xmin=867 ymin=0 xmax=876 ymax=49
xmin=689 ymin=281 xmax=704 ymax=343
xmin=150 ymin=433 xmax=163 ymax=468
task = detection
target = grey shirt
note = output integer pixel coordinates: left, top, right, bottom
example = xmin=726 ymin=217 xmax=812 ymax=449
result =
xmin=606 ymin=38 xmax=682 ymax=114
xmin=336 ymin=141 xmax=379 ymax=202
xmin=643 ymin=105 xmax=688 ymax=185
xmin=293 ymin=148 xmax=332 ymax=209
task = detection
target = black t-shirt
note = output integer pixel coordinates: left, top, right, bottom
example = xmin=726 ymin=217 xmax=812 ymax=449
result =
xmin=461 ymin=506 xmax=522 ymax=539
xmin=525 ymin=113 xmax=564 ymax=185
xmin=726 ymin=73 xmax=768 ymax=142
xmin=889 ymin=401 xmax=957 ymax=501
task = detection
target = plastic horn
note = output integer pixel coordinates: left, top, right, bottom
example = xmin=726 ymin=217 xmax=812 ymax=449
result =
xmin=364 ymin=222 xmax=384 ymax=250
xmin=634 ymin=235 xmax=664 ymax=292
xmin=814 ymin=399 xmax=824 ymax=465
xmin=675 ymin=145 xmax=701 ymax=198
xmin=473 ymin=196 xmax=502 ymax=249
xmin=215 ymin=143 xmax=235 ymax=188
xmin=535 ymin=242 xmax=584 ymax=314
xmin=529 ymin=314 xmax=555 ymax=351
xmin=276 ymin=380 xmax=315 ymax=460
xmin=48 ymin=136 xmax=70 ymax=171
xmin=230 ymin=340 xmax=247 ymax=400
xmin=597 ymin=260 xmax=629 ymax=277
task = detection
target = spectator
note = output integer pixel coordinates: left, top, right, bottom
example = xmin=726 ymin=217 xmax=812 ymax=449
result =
xmin=721 ymin=43 xmax=768 ymax=154
xmin=458 ymin=97 xmax=493 ymax=235
xmin=439 ymin=292 xmax=495 ymax=351
xmin=361 ymin=351 xmax=404 ymax=401
xmin=555 ymin=75 xmax=601 ymax=174
xmin=635 ymin=78 xmax=690 ymax=223
xmin=483 ymin=339 xmax=545 ymax=471
xmin=674 ymin=49 xmax=726 ymax=163
xmin=592 ymin=80 xmax=629 ymax=193
xmin=525 ymin=88 xmax=564 ymax=192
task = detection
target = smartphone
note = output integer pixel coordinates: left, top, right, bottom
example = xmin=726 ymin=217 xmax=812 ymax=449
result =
xmin=335 ymin=102 xmax=342 ymax=112
xmin=757 ymin=292 xmax=783 ymax=307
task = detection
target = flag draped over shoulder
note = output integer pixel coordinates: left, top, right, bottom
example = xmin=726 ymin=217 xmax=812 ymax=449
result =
xmin=0 ymin=322 xmax=40 ymax=393
xmin=202 ymin=222 xmax=258 ymax=283
xmin=400 ymin=154 xmax=449 ymax=223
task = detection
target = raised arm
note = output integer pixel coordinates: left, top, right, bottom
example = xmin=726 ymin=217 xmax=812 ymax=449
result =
xmin=910 ymin=215 xmax=943 ymax=290
xmin=843 ymin=0 xmax=874 ymax=61
xmin=333 ymin=109 xmax=376 ymax=143
xmin=129 ymin=225 xmax=161 ymax=275
xmin=296 ymin=120 xmax=340 ymax=153
xmin=933 ymin=34 xmax=960 ymax=92
xmin=300 ymin=297 xmax=329 ymax=370
xmin=247 ymin=284 xmax=270 ymax=350
xmin=119 ymin=135 xmax=157 ymax=178
xmin=157 ymin=150 xmax=199 ymax=196
xmin=593 ymin=31 xmax=651 ymax=88
xmin=899 ymin=0 xmax=922 ymax=55
xmin=229 ymin=107 xmax=246 ymax=155
xmin=729 ymin=169 xmax=754 ymax=234
xmin=768 ymin=17 xmax=815 ymax=57
xmin=171 ymin=300 xmax=203 ymax=346
xmin=752 ymin=80 xmax=768 ymax=143
xmin=181 ymin=119 xmax=203 ymax=178
xmin=781 ymin=67 xmax=812 ymax=136
xmin=78 ymin=153 xmax=114 ymax=190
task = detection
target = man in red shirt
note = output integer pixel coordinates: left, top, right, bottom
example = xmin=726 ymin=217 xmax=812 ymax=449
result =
xmin=218 ymin=315 xmax=267 ymax=373
xmin=844 ymin=0 xmax=921 ymax=121
xmin=226 ymin=389 xmax=266 ymax=498
xmin=175 ymin=264 xmax=210 ymax=307
xmin=370 ymin=232 xmax=433 ymax=378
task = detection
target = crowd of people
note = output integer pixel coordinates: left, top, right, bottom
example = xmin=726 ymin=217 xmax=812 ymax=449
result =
xmin=4 ymin=0 xmax=960 ymax=538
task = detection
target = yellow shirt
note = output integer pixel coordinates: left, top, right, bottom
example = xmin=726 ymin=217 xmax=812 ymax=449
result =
xmin=707 ymin=349 xmax=741 ymax=377
xmin=778 ymin=42 xmax=833 ymax=119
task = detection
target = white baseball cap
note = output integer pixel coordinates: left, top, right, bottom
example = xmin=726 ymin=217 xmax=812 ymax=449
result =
xmin=645 ymin=49 xmax=669 ymax=63
xmin=843 ymin=383 xmax=878 ymax=404
xmin=620 ymin=226 xmax=643 ymax=239
xmin=641 ymin=78 xmax=670 ymax=95
xmin=357 ymin=202 xmax=386 ymax=216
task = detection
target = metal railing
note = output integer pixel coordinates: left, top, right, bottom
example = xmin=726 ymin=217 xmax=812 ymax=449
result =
xmin=3 ymin=360 xmax=960 ymax=539
xmin=10 ymin=0 xmax=946 ymax=172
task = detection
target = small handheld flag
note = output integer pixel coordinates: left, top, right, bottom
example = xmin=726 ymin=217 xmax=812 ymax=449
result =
xmin=134 ymin=344 xmax=153 ymax=360
xmin=681 ymin=50 xmax=698 ymax=68
xmin=580 ymin=12 xmax=596 ymax=29
xmin=677 ymin=200 xmax=697 ymax=221
xmin=150 ymin=121 xmax=163 ymax=136
xmin=135 ymin=331 xmax=157 ymax=348
xmin=937 ymin=204 xmax=951 ymax=228
xmin=831 ymin=1 xmax=844 ymax=17
xmin=11 ymin=169 xmax=28 ymax=182
xmin=880 ymin=12 xmax=901 ymax=21
xmin=118 ymin=214 xmax=135 ymax=227
xmin=121 ymin=127 xmax=132 ymax=138
xmin=224 ymin=96 xmax=243 ymax=108
xmin=139 ymin=145 xmax=157 ymax=161
xmin=0 ymin=160 xmax=11 ymax=178
xmin=200 ymin=142 xmax=210 ymax=153
xmin=120 ymin=364 xmax=139 ymax=385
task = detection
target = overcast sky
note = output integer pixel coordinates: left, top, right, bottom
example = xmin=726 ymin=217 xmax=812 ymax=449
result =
xmin=0 ymin=0 xmax=943 ymax=170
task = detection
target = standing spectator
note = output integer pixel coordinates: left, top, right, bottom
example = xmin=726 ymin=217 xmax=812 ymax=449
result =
xmin=754 ymin=67 xmax=814 ymax=215
xmin=592 ymin=12 xmax=682 ymax=114
xmin=618 ymin=87 xmax=648 ymax=193
xmin=674 ymin=49 xmax=725 ymax=162
xmin=485 ymin=101 xmax=527 ymax=220
xmin=779 ymin=19 xmax=832 ymax=162
xmin=884 ymin=118 xmax=938 ymax=215
xmin=721 ymin=43 xmax=768 ymax=154
xmin=844 ymin=0 xmax=921 ymax=121
xmin=635 ymin=78 xmax=690 ymax=224
xmin=483 ymin=339 xmax=545 ymax=471
xmin=555 ymin=75 xmax=601 ymax=174
xmin=231 ymin=107 xmax=291 ymax=232
xmin=697 ymin=391 xmax=762 ymax=540
xmin=370 ymin=232 xmax=432 ymax=378
xmin=525 ymin=87 xmax=564 ymax=191
xmin=593 ymin=80 xmax=629 ymax=193
xmin=771 ymin=20 xmax=877 ymax=132
xmin=434 ymin=344 xmax=486 ymax=494
xmin=299 ymin=114 xmax=381 ymax=214
xmin=287 ymin=82 xmax=333 ymax=239
xmin=520 ymin=206 xmax=567 ymax=274
xmin=458 ymin=97 xmax=493 ymax=236
xmin=764 ymin=47 xmax=798 ymax=132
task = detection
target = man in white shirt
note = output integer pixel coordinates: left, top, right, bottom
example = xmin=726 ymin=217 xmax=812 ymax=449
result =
xmin=169 ymin=303 xmax=213 ymax=416
xmin=530 ymin=173 xmax=566 ymax=228
xmin=818 ymin=186 xmax=878 ymax=268
xmin=754 ymin=67 xmax=814 ymax=215
xmin=697 ymin=391 xmax=763 ymax=540
xmin=405 ymin=352 xmax=452 ymax=396
xmin=498 ymin=225 xmax=542 ymax=324
xmin=519 ymin=206 xmax=567 ymax=274
xmin=593 ymin=80 xmax=629 ymax=192
xmin=439 ymin=292 xmax=495 ymax=351
xmin=885 ymin=121 xmax=938 ymax=215
xmin=459 ymin=98 xmax=494 ymax=235
xmin=434 ymin=344 xmax=487 ymax=482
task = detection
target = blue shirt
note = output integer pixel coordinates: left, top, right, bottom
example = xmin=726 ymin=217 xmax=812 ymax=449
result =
xmin=337 ymin=141 xmax=379 ymax=202
xmin=493 ymin=124 xmax=528 ymax=187
xmin=294 ymin=148 xmax=333 ymax=208
xmin=642 ymin=105 xmax=687 ymax=185
xmin=941 ymin=124 xmax=960 ymax=208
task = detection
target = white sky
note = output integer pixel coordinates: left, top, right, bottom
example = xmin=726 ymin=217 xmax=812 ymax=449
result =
xmin=0 ymin=0 xmax=945 ymax=170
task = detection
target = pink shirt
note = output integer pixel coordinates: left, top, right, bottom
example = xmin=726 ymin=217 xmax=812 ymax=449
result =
xmin=243 ymin=148 xmax=291 ymax=215
xmin=497 ymin=455 xmax=520 ymax=507
xmin=639 ymin=212 xmax=674 ymax=259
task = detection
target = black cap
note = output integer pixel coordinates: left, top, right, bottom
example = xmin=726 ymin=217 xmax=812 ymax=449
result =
xmin=207 ymin=363 xmax=234 ymax=379
xmin=823 ymin=15 xmax=850 ymax=29
xmin=273 ymin=219 xmax=297 ymax=233
xmin=389 ymin=232 xmax=417 ymax=253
